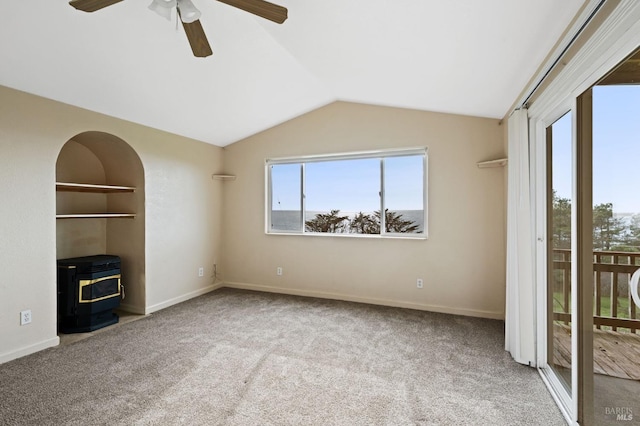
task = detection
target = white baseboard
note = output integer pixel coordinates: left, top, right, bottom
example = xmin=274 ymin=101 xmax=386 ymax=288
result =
xmin=145 ymin=281 xmax=225 ymax=314
xmin=222 ymin=281 xmax=505 ymax=320
xmin=0 ymin=336 xmax=60 ymax=365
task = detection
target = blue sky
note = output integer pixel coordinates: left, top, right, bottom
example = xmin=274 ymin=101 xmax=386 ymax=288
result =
xmin=271 ymin=155 xmax=424 ymax=212
xmin=552 ymin=85 xmax=640 ymax=214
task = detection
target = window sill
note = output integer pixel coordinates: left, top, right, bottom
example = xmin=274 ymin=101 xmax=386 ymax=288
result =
xmin=266 ymin=231 xmax=427 ymax=240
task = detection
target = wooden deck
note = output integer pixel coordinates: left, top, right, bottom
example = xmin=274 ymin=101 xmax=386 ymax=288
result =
xmin=553 ymin=324 xmax=640 ymax=380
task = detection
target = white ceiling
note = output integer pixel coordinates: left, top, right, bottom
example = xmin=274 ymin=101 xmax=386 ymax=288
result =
xmin=0 ymin=0 xmax=585 ymax=147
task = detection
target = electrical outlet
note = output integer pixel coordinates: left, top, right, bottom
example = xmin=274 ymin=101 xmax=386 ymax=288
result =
xmin=276 ymin=267 xmax=283 ymax=276
xmin=417 ymin=278 xmax=423 ymax=289
xmin=20 ymin=310 xmax=32 ymax=326
xmin=198 ymin=267 xmax=204 ymax=277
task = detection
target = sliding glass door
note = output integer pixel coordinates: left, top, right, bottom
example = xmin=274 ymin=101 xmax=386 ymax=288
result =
xmin=587 ymin=57 xmax=640 ymax=426
xmin=540 ymin=47 xmax=640 ymax=426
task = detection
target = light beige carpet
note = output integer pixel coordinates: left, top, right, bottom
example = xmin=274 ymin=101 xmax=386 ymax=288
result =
xmin=0 ymin=288 xmax=564 ymax=425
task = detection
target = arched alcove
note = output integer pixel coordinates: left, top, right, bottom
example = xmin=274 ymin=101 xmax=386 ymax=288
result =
xmin=56 ymin=132 xmax=146 ymax=315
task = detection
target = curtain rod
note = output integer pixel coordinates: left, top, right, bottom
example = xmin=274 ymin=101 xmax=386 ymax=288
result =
xmin=519 ymin=0 xmax=607 ymax=109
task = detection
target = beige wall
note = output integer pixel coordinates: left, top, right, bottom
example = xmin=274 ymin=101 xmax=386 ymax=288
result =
xmin=221 ymin=102 xmax=507 ymax=319
xmin=56 ymin=142 xmax=109 ymax=257
xmin=0 ymin=89 xmax=507 ymax=364
xmin=0 ymin=85 xmax=224 ymax=363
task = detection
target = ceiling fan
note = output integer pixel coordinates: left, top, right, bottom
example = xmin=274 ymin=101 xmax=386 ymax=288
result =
xmin=68 ymin=0 xmax=288 ymax=58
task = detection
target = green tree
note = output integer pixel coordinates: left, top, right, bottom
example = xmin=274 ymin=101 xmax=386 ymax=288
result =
xmin=374 ymin=209 xmax=420 ymax=233
xmin=305 ymin=209 xmax=420 ymax=234
xmin=349 ymin=211 xmax=379 ymax=234
xmin=305 ymin=210 xmax=349 ymax=233
xmin=625 ymin=213 xmax=640 ymax=251
xmin=593 ymin=202 xmax=626 ymax=251
xmin=552 ymin=195 xmax=628 ymax=251
xmin=551 ymin=191 xmax=571 ymax=249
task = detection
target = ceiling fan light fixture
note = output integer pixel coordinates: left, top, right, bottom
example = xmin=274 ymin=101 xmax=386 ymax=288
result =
xmin=148 ymin=0 xmax=176 ymax=20
xmin=70 ymin=0 xmax=286 ymax=58
xmin=177 ymin=0 xmax=201 ymax=23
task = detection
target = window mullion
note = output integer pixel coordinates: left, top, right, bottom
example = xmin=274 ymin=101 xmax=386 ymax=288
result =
xmin=267 ymin=165 xmax=273 ymax=232
xmin=301 ymin=163 xmax=306 ymax=233
xmin=380 ymin=158 xmax=385 ymax=235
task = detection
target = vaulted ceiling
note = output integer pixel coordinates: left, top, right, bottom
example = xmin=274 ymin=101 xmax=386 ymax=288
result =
xmin=0 ymin=0 xmax=585 ymax=146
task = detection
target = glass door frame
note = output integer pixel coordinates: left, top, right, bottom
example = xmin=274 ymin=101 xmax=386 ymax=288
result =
xmin=527 ymin=3 xmax=640 ymax=423
xmin=533 ymin=95 xmax=597 ymax=425
xmin=534 ymin=84 xmax=634 ymax=426
xmin=533 ymin=99 xmax=579 ymax=423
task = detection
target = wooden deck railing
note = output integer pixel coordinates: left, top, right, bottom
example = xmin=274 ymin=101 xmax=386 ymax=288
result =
xmin=553 ymin=249 xmax=640 ymax=332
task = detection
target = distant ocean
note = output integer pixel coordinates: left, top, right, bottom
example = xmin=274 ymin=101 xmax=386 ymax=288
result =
xmin=271 ymin=210 xmax=424 ymax=233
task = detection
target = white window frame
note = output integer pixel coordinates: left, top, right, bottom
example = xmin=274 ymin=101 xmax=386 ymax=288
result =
xmin=265 ymin=147 xmax=428 ymax=239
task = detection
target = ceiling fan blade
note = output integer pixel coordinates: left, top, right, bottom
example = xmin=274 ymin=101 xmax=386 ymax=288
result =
xmin=69 ymin=0 xmax=124 ymax=12
xmin=216 ymin=0 xmax=287 ymax=24
xmin=181 ymin=19 xmax=213 ymax=58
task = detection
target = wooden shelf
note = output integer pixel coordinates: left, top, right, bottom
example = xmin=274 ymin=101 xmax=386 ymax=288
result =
xmin=56 ymin=182 xmax=136 ymax=193
xmin=477 ymin=158 xmax=508 ymax=168
xmin=56 ymin=182 xmax=136 ymax=219
xmin=56 ymin=213 xmax=136 ymax=219
xmin=211 ymin=174 xmax=236 ymax=181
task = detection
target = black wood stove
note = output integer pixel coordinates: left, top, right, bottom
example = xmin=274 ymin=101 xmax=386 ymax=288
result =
xmin=57 ymin=255 xmax=122 ymax=333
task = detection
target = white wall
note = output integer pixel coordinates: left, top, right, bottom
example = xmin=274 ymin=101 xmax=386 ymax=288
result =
xmin=0 ymin=85 xmax=224 ymax=363
xmin=221 ymin=102 xmax=507 ymax=319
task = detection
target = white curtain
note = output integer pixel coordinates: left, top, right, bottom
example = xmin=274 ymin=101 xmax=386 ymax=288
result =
xmin=505 ymin=108 xmax=536 ymax=366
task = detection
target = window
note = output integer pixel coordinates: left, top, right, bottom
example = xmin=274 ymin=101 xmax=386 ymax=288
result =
xmin=266 ymin=148 xmax=427 ymax=237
